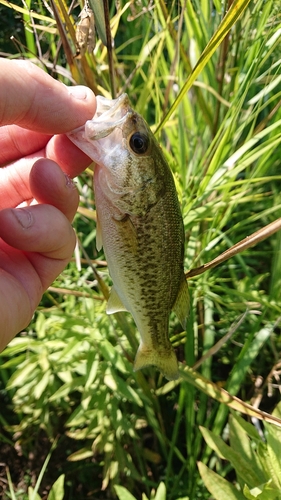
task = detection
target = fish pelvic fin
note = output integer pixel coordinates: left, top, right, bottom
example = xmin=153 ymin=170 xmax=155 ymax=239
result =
xmin=106 ymin=286 xmax=128 ymax=314
xmin=133 ymin=343 xmax=179 ymax=380
xmin=173 ymin=275 xmax=189 ymax=329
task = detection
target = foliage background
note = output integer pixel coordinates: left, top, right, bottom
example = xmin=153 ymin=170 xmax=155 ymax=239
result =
xmin=0 ymin=0 xmax=281 ymax=498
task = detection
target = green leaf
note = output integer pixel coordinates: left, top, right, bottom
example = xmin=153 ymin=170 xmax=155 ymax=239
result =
xmin=229 ymin=411 xmax=263 ymax=442
xmin=257 ymin=443 xmax=280 ymax=489
xmin=6 ymin=361 xmax=38 ymax=388
xmin=105 ymin=370 xmax=143 ymax=407
xmin=88 ymin=0 xmax=106 ymax=46
xmin=99 ymin=339 xmax=128 ymax=373
xmin=243 ymin=481 xmax=281 ymax=500
xmin=48 ymin=378 xmax=83 ymax=402
xmin=229 ymin=415 xmax=266 ymax=483
xmin=114 ymin=485 xmax=137 ymax=500
xmin=264 ymin=422 xmax=281 ymax=489
xmin=84 ymin=352 xmax=99 ymax=389
xmin=200 ymin=426 xmax=262 ymax=487
xmin=198 ymin=462 xmax=245 ymax=500
xmin=154 ymin=482 xmax=166 ymax=500
xmin=67 ymin=447 xmax=93 ymax=462
xmin=47 ymin=474 xmax=65 ymax=500
xmin=273 ymin=402 xmax=281 ymax=421
xmin=33 ymin=371 xmax=51 ymax=400
xmin=28 ymin=486 xmax=41 ymax=500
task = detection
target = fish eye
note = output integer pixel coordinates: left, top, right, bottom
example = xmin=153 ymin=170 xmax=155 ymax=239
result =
xmin=129 ymin=132 xmax=149 ymax=154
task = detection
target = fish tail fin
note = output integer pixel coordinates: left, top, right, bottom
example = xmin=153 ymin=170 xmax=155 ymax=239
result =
xmin=133 ymin=343 xmax=179 ymax=380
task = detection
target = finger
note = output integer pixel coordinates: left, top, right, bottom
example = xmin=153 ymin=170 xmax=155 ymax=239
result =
xmin=29 ymin=159 xmax=80 ymax=222
xmin=0 ymin=201 xmax=77 ymax=350
xmin=46 ymin=135 xmax=93 ymax=177
xmin=0 ymin=59 xmax=96 ymax=133
xmin=0 ymin=204 xmax=76 ymax=260
xmin=0 ymin=156 xmax=32 ymax=210
xmin=0 ymin=125 xmax=50 ymax=165
xmin=0 ymin=126 xmax=92 ymax=170
xmin=0 ymin=149 xmax=90 ymax=210
xmin=0 ymin=261 xmax=33 ymax=351
xmin=0 ymin=205 xmax=76 ymax=309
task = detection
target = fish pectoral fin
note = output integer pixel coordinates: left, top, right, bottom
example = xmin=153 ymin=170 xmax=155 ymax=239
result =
xmin=106 ymin=286 xmax=128 ymax=314
xmin=96 ymin=211 xmax=103 ymax=251
xmin=133 ymin=343 xmax=179 ymax=380
xmin=114 ymin=215 xmax=138 ymax=254
xmin=172 ymin=276 xmax=190 ymax=329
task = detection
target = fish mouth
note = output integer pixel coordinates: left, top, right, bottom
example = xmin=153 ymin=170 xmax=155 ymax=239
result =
xmin=67 ymin=93 xmax=132 ymax=160
xmin=94 ymin=93 xmax=130 ymax=120
xmin=85 ymin=93 xmax=132 ymax=140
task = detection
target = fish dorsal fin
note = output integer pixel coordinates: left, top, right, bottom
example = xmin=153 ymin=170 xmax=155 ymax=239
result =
xmin=96 ymin=211 xmax=103 ymax=251
xmin=106 ymin=286 xmax=128 ymax=314
xmin=172 ymin=276 xmax=189 ymax=329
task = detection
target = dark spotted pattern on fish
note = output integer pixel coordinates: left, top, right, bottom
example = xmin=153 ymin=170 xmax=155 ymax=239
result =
xmin=67 ymin=94 xmax=189 ymax=380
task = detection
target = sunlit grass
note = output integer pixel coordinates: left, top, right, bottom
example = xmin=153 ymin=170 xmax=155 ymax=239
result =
xmin=0 ymin=0 xmax=281 ymax=498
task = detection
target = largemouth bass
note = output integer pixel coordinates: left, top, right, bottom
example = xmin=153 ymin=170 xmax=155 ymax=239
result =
xmin=67 ymin=94 xmax=189 ymax=380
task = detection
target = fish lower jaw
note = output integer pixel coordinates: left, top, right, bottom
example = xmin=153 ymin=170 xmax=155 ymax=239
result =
xmin=133 ymin=343 xmax=179 ymax=380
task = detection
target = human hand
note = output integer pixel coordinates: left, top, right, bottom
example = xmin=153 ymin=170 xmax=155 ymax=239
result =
xmin=0 ymin=59 xmax=96 ymax=350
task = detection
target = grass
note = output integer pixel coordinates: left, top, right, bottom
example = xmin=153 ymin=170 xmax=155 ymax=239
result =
xmin=0 ymin=0 xmax=281 ymax=498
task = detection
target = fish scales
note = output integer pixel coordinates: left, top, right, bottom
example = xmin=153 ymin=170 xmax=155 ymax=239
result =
xmin=95 ymin=163 xmax=184 ymax=343
xmin=67 ymin=93 xmax=189 ymax=380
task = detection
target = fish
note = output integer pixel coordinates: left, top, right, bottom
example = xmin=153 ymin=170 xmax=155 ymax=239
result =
xmin=67 ymin=93 xmax=189 ymax=380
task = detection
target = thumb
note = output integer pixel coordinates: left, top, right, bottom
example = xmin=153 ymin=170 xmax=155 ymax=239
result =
xmin=0 ymin=59 xmax=96 ymax=133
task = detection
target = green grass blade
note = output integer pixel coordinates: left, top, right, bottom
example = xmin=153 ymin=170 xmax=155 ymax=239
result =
xmin=156 ymin=0 xmax=252 ymax=132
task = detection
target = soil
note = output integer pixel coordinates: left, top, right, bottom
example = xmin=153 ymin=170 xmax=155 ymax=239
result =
xmin=0 ymin=431 xmax=110 ymax=500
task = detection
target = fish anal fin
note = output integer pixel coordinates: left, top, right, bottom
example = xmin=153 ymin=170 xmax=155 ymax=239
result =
xmin=106 ymin=286 xmax=128 ymax=314
xmin=133 ymin=343 xmax=179 ymax=380
xmin=173 ymin=276 xmax=189 ymax=329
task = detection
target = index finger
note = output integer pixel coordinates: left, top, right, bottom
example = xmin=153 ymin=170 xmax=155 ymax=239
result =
xmin=0 ymin=59 xmax=96 ymax=134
